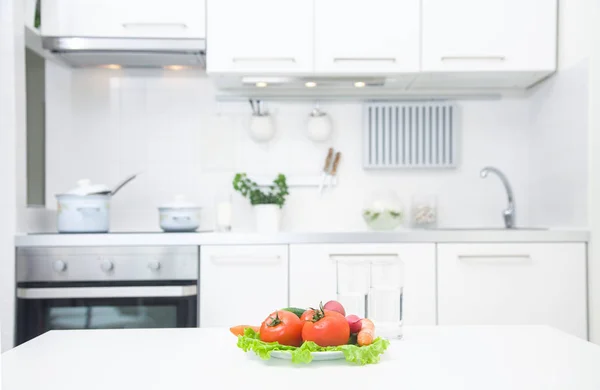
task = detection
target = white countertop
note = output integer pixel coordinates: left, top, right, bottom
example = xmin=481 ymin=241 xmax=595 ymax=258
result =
xmin=3 ymin=326 xmax=600 ymax=389
xmin=14 ymin=229 xmax=589 ymax=247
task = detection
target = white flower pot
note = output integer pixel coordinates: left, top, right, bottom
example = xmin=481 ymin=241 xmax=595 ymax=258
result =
xmin=254 ymin=205 xmax=282 ymax=233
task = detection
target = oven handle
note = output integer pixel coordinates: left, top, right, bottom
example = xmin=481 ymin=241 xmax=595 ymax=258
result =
xmin=16 ymin=285 xmax=198 ymax=299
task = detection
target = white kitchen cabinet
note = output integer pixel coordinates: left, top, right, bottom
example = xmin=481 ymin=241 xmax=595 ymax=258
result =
xmin=200 ymin=245 xmax=288 ymax=327
xmin=289 ymin=244 xmax=436 ymax=326
xmin=41 ymin=0 xmax=206 ymax=38
xmin=421 ymin=0 xmax=557 ymax=73
xmin=437 ymin=243 xmax=587 ymax=339
xmin=314 ymin=0 xmax=420 ymax=75
xmin=206 ymin=0 xmax=313 ymax=74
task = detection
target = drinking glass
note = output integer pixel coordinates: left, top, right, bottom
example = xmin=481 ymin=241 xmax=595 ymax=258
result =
xmin=215 ymin=192 xmax=232 ymax=232
xmin=335 ymin=257 xmax=370 ymax=318
xmin=369 ymin=256 xmax=404 ymax=339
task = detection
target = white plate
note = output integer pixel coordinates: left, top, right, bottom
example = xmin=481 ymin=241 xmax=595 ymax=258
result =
xmin=270 ymin=350 xmax=345 ymax=361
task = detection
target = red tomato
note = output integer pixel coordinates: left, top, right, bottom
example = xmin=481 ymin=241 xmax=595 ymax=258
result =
xmin=301 ymin=307 xmax=350 ymax=347
xmin=259 ymin=310 xmax=304 ymax=347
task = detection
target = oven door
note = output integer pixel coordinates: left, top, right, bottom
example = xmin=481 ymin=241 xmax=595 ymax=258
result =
xmin=16 ymin=281 xmax=198 ymax=346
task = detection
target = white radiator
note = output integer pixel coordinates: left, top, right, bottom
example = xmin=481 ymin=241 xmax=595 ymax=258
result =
xmin=363 ymin=102 xmax=458 ymax=169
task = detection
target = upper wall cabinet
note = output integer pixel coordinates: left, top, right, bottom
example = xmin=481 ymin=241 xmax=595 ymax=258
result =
xmin=415 ymin=0 xmax=557 ymax=88
xmin=41 ymin=0 xmax=206 ymax=39
xmin=206 ymin=0 xmax=314 ymax=74
xmin=314 ymin=0 xmax=420 ymax=75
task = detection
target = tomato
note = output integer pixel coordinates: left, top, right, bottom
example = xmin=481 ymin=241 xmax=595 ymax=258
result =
xmin=259 ymin=310 xmax=304 ymax=347
xmin=301 ymin=307 xmax=350 ymax=347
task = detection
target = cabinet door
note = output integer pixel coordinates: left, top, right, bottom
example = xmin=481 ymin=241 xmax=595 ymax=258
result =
xmin=314 ymin=0 xmax=420 ymax=75
xmin=421 ymin=0 xmax=557 ymax=72
xmin=437 ymin=243 xmax=587 ymax=339
xmin=200 ymin=245 xmax=288 ymax=327
xmin=206 ymin=0 xmax=313 ymax=74
xmin=42 ymin=0 xmax=206 ymax=38
xmin=289 ymin=244 xmax=436 ymax=325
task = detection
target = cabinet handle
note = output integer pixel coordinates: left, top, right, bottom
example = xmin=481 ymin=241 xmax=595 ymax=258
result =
xmin=329 ymin=254 xmax=399 ymax=262
xmin=122 ymin=23 xmax=188 ymax=29
xmin=441 ymin=55 xmax=506 ymax=61
xmin=458 ymin=254 xmax=531 ymax=264
xmin=232 ymin=57 xmax=296 ymax=63
xmin=210 ymin=255 xmax=281 ymax=265
xmin=333 ymin=57 xmax=396 ymax=63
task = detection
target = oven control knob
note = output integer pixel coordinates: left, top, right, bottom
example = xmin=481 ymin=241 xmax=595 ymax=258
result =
xmin=100 ymin=259 xmax=114 ymax=273
xmin=148 ymin=261 xmax=161 ymax=271
xmin=52 ymin=260 xmax=67 ymax=273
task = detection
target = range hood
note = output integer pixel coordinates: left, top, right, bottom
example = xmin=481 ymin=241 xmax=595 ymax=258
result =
xmin=42 ymin=37 xmax=206 ymax=68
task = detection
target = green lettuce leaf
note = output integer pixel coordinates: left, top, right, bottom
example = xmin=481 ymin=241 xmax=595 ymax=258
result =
xmin=236 ymin=328 xmax=295 ymax=360
xmin=236 ymin=328 xmax=390 ymax=365
xmin=339 ymin=337 xmax=391 ymax=365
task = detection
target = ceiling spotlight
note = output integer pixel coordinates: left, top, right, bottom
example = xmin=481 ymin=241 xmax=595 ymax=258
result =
xmin=354 ymin=81 xmax=366 ymax=88
xmin=255 ymin=81 xmax=268 ymax=88
xmin=305 ymin=81 xmax=317 ymax=88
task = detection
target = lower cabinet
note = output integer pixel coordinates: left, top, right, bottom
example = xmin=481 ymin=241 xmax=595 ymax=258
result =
xmin=437 ymin=243 xmax=588 ymax=339
xmin=199 ymin=245 xmax=288 ymax=327
xmin=289 ymin=244 xmax=437 ymax=326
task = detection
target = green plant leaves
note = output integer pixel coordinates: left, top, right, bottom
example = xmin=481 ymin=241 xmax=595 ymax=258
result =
xmin=232 ymin=173 xmax=289 ymax=208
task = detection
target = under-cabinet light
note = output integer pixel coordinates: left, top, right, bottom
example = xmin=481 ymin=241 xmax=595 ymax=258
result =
xmin=100 ymin=64 xmax=122 ymax=70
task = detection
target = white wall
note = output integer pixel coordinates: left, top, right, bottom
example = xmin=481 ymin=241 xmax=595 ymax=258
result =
xmin=44 ymin=66 xmax=534 ymax=232
xmin=587 ymin=0 xmax=600 ymax=345
xmin=527 ymin=0 xmax=591 ymax=228
xmin=0 ymin=0 xmax=24 ymax=352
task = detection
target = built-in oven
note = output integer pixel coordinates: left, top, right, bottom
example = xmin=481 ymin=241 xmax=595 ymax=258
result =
xmin=16 ymin=246 xmax=198 ymax=346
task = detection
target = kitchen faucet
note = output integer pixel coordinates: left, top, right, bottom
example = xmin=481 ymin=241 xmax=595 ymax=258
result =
xmin=480 ymin=166 xmax=515 ymax=229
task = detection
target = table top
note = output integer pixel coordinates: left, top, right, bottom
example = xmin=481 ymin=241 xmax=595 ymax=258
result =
xmin=3 ymin=326 xmax=600 ymax=390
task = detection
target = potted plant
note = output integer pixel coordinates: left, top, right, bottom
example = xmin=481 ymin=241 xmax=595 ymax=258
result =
xmin=233 ymin=173 xmax=289 ymax=233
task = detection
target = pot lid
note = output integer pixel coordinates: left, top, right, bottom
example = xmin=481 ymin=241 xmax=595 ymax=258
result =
xmin=63 ymin=179 xmax=110 ymax=196
xmin=160 ymin=195 xmax=200 ymax=209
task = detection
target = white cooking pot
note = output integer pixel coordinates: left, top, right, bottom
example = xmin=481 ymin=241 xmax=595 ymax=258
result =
xmin=56 ymin=179 xmax=111 ymax=233
xmin=159 ymin=195 xmax=201 ymax=232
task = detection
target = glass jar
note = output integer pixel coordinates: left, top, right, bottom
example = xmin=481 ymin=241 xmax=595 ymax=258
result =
xmin=362 ymin=189 xmax=405 ymax=231
xmin=411 ymin=194 xmax=437 ymax=229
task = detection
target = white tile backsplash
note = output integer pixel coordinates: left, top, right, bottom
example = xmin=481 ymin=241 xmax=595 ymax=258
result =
xmin=42 ymin=64 xmax=585 ymax=232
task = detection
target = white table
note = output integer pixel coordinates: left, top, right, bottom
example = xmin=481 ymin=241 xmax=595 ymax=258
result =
xmin=3 ymin=326 xmax=600 ymax=389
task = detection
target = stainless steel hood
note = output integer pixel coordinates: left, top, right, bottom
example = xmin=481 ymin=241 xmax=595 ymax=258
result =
xmin=42 ymin=37 xmax=206 ymax=68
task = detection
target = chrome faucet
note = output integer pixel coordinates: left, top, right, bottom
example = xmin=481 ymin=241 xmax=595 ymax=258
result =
xmin=480 ymin=166 xmax=515 ymax=229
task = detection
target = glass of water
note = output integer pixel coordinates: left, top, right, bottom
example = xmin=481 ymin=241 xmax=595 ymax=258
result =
xmin=335 ymin=257 xmax=370 ymax=318
xmin=369 ymin=256 xmax=404 ymax=339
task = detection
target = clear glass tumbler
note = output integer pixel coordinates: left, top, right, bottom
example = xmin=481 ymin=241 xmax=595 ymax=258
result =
xmin=215 ymin=192 xmax=233 ymax=232
xmin=369 ymin=256 xmax=404 ymax=339
xmin=335 ymin=257 xmax=370 ymax=318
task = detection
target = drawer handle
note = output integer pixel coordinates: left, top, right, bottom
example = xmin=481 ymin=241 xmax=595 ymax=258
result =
xmin=232 ymin=57 xmax=296 ymax=63
xmin=329 ymin=254 xmax=399 ymax=263
xmin=333 ymin=57 xmax=396 ymax=63
xmin=122 ymin=23 xmax=188 ymax=29
xmin=458 ymin=254 xmax=531 ymax=264
xmin=210 ymin=255 xmax=281 ymax=265
xmin=441 ymin=55 xmax=506 ymax=61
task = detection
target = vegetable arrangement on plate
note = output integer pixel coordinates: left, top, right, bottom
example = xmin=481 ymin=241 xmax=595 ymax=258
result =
xmin=231 ymin=300 xmax=390 ymax=365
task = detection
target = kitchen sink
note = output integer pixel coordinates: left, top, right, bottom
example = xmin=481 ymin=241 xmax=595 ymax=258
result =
xmin=428 ymin=227 xmax=548 ymax=231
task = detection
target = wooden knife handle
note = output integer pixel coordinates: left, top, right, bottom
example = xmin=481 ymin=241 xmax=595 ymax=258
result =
xmin=323 ymin=148 xmax=334 ymax=172
xmin=330 ymin=152 xmax=342 ymax=175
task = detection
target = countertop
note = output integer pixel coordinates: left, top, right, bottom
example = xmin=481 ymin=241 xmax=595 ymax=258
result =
xmin=3 ymin=326 xmax=600 ymax=390
xmin=14 ymin=229 xmax=589 ymax=247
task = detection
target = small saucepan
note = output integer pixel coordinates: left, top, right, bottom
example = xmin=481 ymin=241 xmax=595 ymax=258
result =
xmin=55 ymin=174 xmax=138 ymax=233
xmin=158 ymin=195 xmax=201 ymax=232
